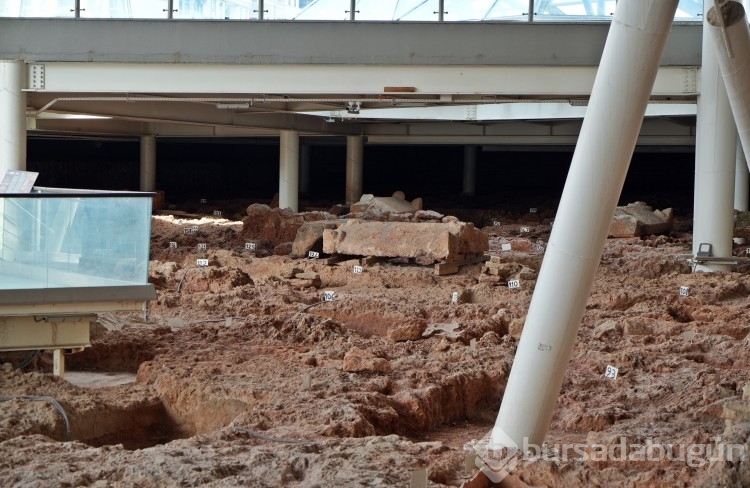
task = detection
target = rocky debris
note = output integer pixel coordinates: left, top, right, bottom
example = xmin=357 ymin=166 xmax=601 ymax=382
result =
xmin=735 ymin=211 xmax=750 ymax=239
xmin=608 ymin=201 xmax=673 ymax=238
xmin=414 ymin=210 xmax=445 ymax=221
xmin=291 ymin=220 xmax=341 ymax=258
xmin=322 ymin=220 xmax=488 ymax=263
xmin=290 ymin=271 xmax=322 ymax=288
xmin=343 ymin=347 xmax=391 ymax=373
xmin=349 ymin=191 xmax=423 ymax=215
xmin=243 ymin=204 xmax=337 ymax=249
xmin=387 ymin=321 xmax=427 ymax=342
xmin=696 ymin=399 xmax=750 ymax=487
xmin=593 ymin=319 xmax=622 ymax=340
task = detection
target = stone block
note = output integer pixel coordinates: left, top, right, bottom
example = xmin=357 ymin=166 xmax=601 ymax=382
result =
xmin=322 ymin=220 xmax=488 ymax=262
xmin=387 ymin=321 xmax=427 ymax=342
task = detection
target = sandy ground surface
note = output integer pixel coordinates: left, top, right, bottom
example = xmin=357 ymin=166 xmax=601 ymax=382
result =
xmin=2 ymin=201 xmax=750 ymax=487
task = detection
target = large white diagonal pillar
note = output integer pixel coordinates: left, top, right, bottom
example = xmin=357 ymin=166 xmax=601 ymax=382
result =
xmin=139 ymin=135 xmax=156 ymax=192
xmin=706 ymin=2 xmax=750 ymax=215
xmin=0 ymin=60 xmax=26 ymax=176
xmin=736 ymin=140 xmax=749 ymax=211
xmin=345 ymin=135 xmax=363 ymax=204
xmin=490 ymin=0 xmax=678 ymax=450
xmin=279 ymin=130 xmax=299 ymax=212
xmin=692 ymin=0 xmax=738 ymax=272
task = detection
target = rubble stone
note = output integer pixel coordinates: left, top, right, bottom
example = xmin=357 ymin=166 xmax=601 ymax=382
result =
xmin=343 ymin=347 xmax=391 ymax=373
xmin=291 ymin=221 xmax=341 ymax=258
xmin=387 ymin=321 xmax=427 ymax=342
xmin=608 ymin=201 xmax=673 ymax=237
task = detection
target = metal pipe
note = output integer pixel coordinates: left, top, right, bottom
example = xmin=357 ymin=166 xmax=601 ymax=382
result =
xmin=528 ymin=0 xmax=534 ymax=22
xmin=491 ymin=0 xmax=678 ymax=449
xmin=279 ymin=130 xmax=299 ymax=212
xmin=0 ymin=60 xmax=26 ymax=175
xmin=345 ymin=135 xmax=364 ymax=203
xmin=693 ymin=0 xmax=737 ymax=272
xmin=74 ymin=0 xmax=81 ymax=18
xmin=349 ymin=0 xmax=357 ymax=21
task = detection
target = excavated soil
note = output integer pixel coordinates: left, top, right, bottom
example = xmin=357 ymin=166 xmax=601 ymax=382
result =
xmin=2 ymin=201 xmax=750 ymax=487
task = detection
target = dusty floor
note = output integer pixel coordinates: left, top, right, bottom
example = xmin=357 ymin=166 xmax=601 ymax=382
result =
xmin=2 ymin=200 xmax=750 ymax=487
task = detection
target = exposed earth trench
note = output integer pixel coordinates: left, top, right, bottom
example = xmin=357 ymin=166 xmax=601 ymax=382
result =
xmin=2 ymin=201 xmax=750 ymax=487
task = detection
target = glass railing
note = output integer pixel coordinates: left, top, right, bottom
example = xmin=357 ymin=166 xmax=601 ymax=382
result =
xmin=0 ymin=0 xmax=706 ymax=22
xmin=0 ymin=188 xmax=152 ymax=290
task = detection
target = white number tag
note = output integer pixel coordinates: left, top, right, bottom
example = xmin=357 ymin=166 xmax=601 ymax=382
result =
xmin=196 ymin=259 xmax=209 ymax=267
xmin=507 ymin=279 xmax=520 ymax=289
xmin=605 ymin=365 xmax=618 ymax=379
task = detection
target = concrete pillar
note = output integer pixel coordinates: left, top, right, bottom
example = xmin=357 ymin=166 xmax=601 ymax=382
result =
xmin=0 ymin=60 xmax=26 ymax=176
xmin=692 ymin=0 xmax=737 ymax=272
xmin=279 ymin=130 xmax=299 ymax=212
xmin=490 ymin=0 xmax=678 ymax=450
xmin=139 ymin=135 xmax=156 ymax=192
xmin=463 ymin=146 xmax=477 ymax=196
xmin=736 ymin=139 xmax=749 ymax=211
xmin=299 ymin=142 xmax=311 ymax=196
xmin=345 ymin=135 xmax=364 ymax=204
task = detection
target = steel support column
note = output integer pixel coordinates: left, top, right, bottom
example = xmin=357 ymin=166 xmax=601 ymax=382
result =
xmin=693 ymin=0 xmax=737 ymax=272
xmin=0 ymin=60 xmax=26 ymax=176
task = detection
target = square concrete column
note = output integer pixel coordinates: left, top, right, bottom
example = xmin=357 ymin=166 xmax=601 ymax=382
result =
xmin=139 ymin=135 xmax=157 ymax=192
xmin=0 ymin=60 xmax=26 ymax=176
xmin=462 ymin=145 xmax=477 ymax=196
xmin=279 ymin=130 xmax=299 ymax=212
xmin=345 ymin=135 xmax=364 ymax=204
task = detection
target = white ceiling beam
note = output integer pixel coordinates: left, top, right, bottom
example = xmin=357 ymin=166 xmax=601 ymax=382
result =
xmin=27 ymin=63 xmax=699 ymax=98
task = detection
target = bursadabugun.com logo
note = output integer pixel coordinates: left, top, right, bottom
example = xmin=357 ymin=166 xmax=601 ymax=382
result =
xmin=467 ymin=428 xmax=521 ymax=483
xmin=467 ymin=429 xmax=747 ymax=483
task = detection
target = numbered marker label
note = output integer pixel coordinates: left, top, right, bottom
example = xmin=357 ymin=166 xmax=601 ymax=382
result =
xmin=213 ymin=210 xmax=222 ymax=217
xmin=197 ymin=243 xmax=207 ymax=252
xmin=533 ymin=243 xmax=546 ymax=253
xmin=520 ymin=227 xmax=530 ymax=233
xmin=507 ymin=279 xmax=520 ymax=289
xmin=469 ymin=338 xmax=477 ymax=351
xmin=308 ymin=251 xmax=320 ymax=259
xmin=501 ymin=243 xmax=512 ymax=252
xmin=604 ymin=365 xmax=618 ymax=379
xmin=323 ymin=291 xmax=336 ymax=302
xmin=245 ymin=242 xmax=256 ymax=251
xmin=451 ymin=292 xmax=459 ymax=304
xmin=492 ymin=220 xmax=502 ymax=227
xmin=183 ymin=226 xmax=199 ymax=234
xmin=196 ymin=259 xmax=209 ymax=267
xmin=169 ymin=241 xmax=177 ymax=249
xmin=353 ymin=265 xmax=363 ymax=274
xmin=530 ymin=208 xmax=538 ymax=213
xmin=746 ymin=248 xmax=750 ymax=255
xmin=200 ymin=198 xmax=207 ymax=204
xmin=679 ymin=286 xmax=690 ymax=297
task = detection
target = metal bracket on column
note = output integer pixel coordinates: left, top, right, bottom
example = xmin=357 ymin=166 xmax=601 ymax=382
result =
xmin=28 ymin=64 xmax=45 ymax=90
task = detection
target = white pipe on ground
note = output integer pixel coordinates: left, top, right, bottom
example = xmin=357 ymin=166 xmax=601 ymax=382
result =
xmin=693 ymin=0 xmax=737 ymax=272
xmin=491 ymin=0 xmax=678 ymax=449
xmin=0 ymin=60 xmax=26 ymax=175
xmin=279 ymin=130 xmax=299 ymax=212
